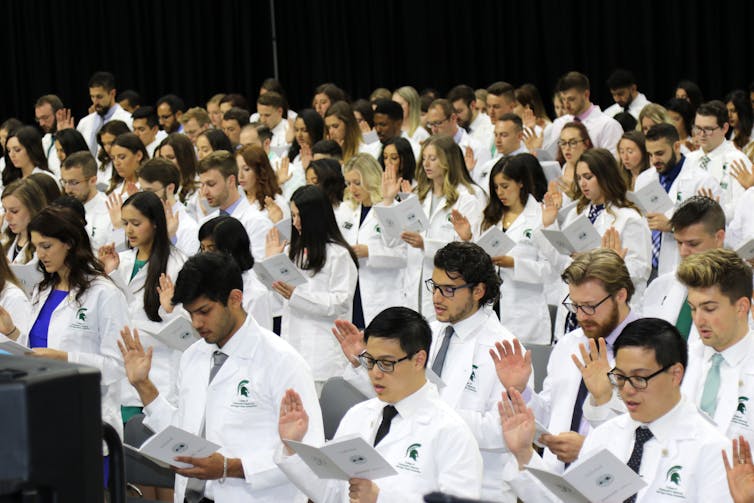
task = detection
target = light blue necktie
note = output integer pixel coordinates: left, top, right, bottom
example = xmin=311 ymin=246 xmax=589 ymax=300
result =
xmin=700 ymin=353 xmax=723 ymax=417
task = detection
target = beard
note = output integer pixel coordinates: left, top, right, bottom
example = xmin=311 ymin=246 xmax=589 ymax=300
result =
xmin=580 ymin=300 xmax=620 ymax=340
xmin=656 ymin=151 xmax=678 ymax=174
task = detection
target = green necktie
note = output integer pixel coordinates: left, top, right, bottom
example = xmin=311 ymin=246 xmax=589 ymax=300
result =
xmin=700 ymin=353 xmax=724 ymax=417
xmin=675 ymin=298 xmax=693 ymax=341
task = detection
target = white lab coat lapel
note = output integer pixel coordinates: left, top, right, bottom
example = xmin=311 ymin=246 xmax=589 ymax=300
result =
xmin=504 ymin=195 xmax=540 ymax=241
xmin=437 ymin=333 xmax=477 ymax=408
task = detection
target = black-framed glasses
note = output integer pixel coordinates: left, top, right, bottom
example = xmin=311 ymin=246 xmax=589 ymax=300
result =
xmin=425 ymin=279 xmax=474 ymax=298
xmin=426 ymin=118 xmax=449 ymax=129
xmin=607 ymin=365 xmax=672 ymax=390
xmin=358 ymin=351 xmax=413 ymax=373
xmin=558 ymin=139 xmax=584 ymax=148
xmin=692 ymin=125 xmax=721 ymax=136
xmin=561 ymin=293 xmax=611 ymax=315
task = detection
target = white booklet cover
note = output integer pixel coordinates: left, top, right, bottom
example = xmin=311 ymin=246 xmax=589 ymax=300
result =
xmin=275 ymin=218 xmax=292 ymax=242
xmin=541 ymin=214 xmax=602 ymax=255
xmin=253 ymin=253 xmax=308 ymax=290
xmin=134 ymin=317 xmax=199 ymax=352
xmin=10 ymin=262 xmax=44 ymax=298
xmin=526 ymin=448 xmax=646 ymax=503
xmin=284 ymin=435 xmax=397 ymax=480
xmin=126 ymin=425 xmax=220 ymax=469
xmin=0 ymin=338 xmax=32 ymax=356
xmin=627 ymin=179 xmax=674 ymax=214
xmin=476 ymin=226 xmax=516 ymax=257
xmin=373 ymin=197 xmax=429 ymax=241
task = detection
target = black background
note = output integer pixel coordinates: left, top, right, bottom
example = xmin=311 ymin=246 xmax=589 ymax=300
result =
xmin=2 ymin=0 xmax=753 ymax=125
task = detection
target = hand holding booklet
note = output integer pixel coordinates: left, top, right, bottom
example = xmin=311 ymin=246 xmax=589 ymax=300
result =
xmin=526 ymin=448 xmax=646 ymax=503
xmin=284 ymin=435 xmax=397 ymax=480
xmin=541 ymin=214 xmax=602 ymax=255
xmin=125 ymin=425 xmax=220 ymax=469
xmin=476 ymin=226 xmax=516 ymax=257
xmin=626 ymin=179 xmax=674 ymax=214
xmin=253 ymin=253 xmax=308 ymax=290
xmin=373 ymin=197 xmax=430 ymax=241
xmin=134 ymin=317 xmax=199 ymax=352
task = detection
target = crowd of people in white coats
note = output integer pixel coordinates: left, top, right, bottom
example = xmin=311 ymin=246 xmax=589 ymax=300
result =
xmin=4 ymin=67 xmax=754 ymax=501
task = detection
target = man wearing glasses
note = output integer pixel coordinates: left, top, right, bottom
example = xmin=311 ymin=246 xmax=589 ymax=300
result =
xmin=492 ymin=248 xmax=637 ymax=476
xmin=500 ymin=318 xmax=731 ymax=502
xmin=335 ymin=242 xmax=527 ymax=501
xmin=59 ymin=151 xmax=113 ymax=251
xmin=277 ymin=306 xmax=483 ymax=501
xmin=425 ymin=99 xmax=490 ymax=168
xmin=685 ymin=100 xmax=750 ymax=219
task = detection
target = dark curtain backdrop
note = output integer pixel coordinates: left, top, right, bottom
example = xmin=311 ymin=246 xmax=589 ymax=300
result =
xmin=2 ymin=0 xmax=753 ymax=125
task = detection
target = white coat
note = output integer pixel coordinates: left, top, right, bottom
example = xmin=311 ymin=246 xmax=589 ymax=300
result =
xmin=539 ymin=202 xmax=651 ymax=340
xmin=84 ymin=191 xmax=116 ymax=253
xmin=172 ymin=202 xmax=199 ymax=256
xmin=16 ymin=277 xmax=129 ymax=439
xmin=144 ymin=315 xmax=324 ymax=503
xmin=509 ymin=398 xmax=732 ymax=502
xmin=400 ymin=186 xmax=484 ymax=319
xmin=0 ymin=282 xmax=32 ymax=334
xmin=683 ymin=333 xmax=754 ymax=441
xmin=113 ymin=247 xmax=187 ymax=406
xmin=77 ymin=104 xmax=133 ymax=156
xmin=634 ymin=162 xmax=720 ymax=276
xmin=200 ymin=196 xmax=272 ymax=261
xmin=276 ymin=382 xmax=483 ymax=502
xmin=281 ymin=243 xmax=358 ymax=382
xmin=335 ymin=202 xmax=408 ymax=326
xmin=242 ymin=269 xmax=273 ymax=331
xmin=493 ymin=195 xmax=555 ymax=344
xmin=5 ymin=236 xmax=34 ymax=265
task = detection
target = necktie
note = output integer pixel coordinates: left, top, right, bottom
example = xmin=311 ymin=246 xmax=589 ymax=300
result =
xmin=184 ymin=351 xmax=229 ymax=503
xmin=431 ymin=326 xmax=454 ymax=378
xmin=699 ymin=155 xmax=711 ymax=170
xmin=675 ymin=298 xmax=693 ymax=341
xmin=700 ymin=353 xmax=724 ymax=417
xmin=624 ymin=427 xmax=654 ymax=503
xmin=651 ymin=229 xmax=662 ymax=270
xmin=569 ymin=379 xmax=589 ymax=434
xmin=587 ymin=203 xmax=604 ymax=224
xmin=219 ymin=208 xmax=230 ymax=216
xmin=373 ymin=405 xmax=399 ymax=446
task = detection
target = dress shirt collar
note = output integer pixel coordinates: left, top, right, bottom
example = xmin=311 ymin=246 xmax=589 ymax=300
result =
xmin=380 ymin=380 xmax=435 ymax=420
xmin=208 ymin=314 xmax=256 ymax=360
xmin=605 ymin=310 xmax=639 ymax=353
xmin=703 ymin=330 xmax=753 ymax=368
xmin=658 ymin=156 xmax=685 ymax=191
xmin=445 ymin=307 xmax=488 ymax=343
xmin=575 ymin=103 xmax=595 ymax=122
xmin=221 ymin=194 xmax=243 ymax=215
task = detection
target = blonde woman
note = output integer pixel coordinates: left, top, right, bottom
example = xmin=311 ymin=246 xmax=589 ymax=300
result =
xmin=383 ymin=135 xmax=483 ymax=318
xmin=336 ymin=153 xmax=407 ymax=327
xmin=393 ymin=86 xmax=430 ymax=144
xmin=637 ymin=103 xmax=673 ymax=135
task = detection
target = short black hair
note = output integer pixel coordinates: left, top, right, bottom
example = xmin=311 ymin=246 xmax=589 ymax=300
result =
xmin=613 ymin=112 xmax=637 ymax=132
xmin=645 ymin=122 xmax=680 ymax=144
xmin=156 ymin=94 xmax=185 ymax=114
xmin=131 ymin=106 xmax=159 ymax=129
xmin=88 ymin=71 xmax=116 ymax=91
xmin=223 ymin=107 xmax=250 ymax=126
xmin=606 ymin=69 xmax=636 ymax=90
xmin=311 ymin=139 xmax=343 ymax=159
xmin=364 ymin=307 xmax=432 ymax=368
xmin=447 ymin=84 xmax=476 ymax=106
xmin=557 ymin=72 xmax=590 ymax=93
xmin=172 ymin=252 xmax=243 ymax=306
xmin=433 ymin=242 xmax=501 ymax=306
xmin=117 ymin=89 xmax=142 ymax=108
xmin=696 ymin=100 xmax=728 ymax=128
xmin=614 ymin=318 xmax=687 ymax=372
xmin=373 ymin=99 xmax=403 ymax=121
xmin=498 ymin=112 xmax=523 ymax=130
xmin=669 ymin=195 xmax=725 ymax=234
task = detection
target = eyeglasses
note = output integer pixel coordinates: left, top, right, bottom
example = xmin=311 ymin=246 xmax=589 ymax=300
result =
xmin=358 ymin=351 xmax=413 ymax=373
xmin=426 ymin=118 xmax=448 ymax=129
xmin=692 ymin=125 xmax=720 ymax=136
xmin=425 ymin=279 xmax=474 ymax=298
xmin=561 ymin=293 xmax=611 ymax=315
xmin=558 ymin=139 xmax=584 ymax=148
xmin=607 ymin=365 xmax=671 ymax=390
xmin=59 ymin=179 xmax=85 ymax=187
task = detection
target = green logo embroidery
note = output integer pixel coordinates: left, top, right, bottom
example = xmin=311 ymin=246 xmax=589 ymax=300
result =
xmin=237 ymin=379 xmax=250 ymax=398
xmin=523 ymin=228 xmax=533 ymax=239
xmin=666 ymin=465 xmax=682 ymax=486
xmin=374 ymin=224 xmax=381 ymax=234
xmin=406 ymin=443 xmax=421 ymax=461
xmin=76 ymin=308 xmax=88 ymax=321
xmin=469 ymin=364 xmax=478 ymax=382
xmin=738 ymin=397 xmax=749 ymax=414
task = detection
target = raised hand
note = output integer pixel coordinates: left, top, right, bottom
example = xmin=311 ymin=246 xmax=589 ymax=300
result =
xmin=601 ymin=227 xmax=627 ymax=258
xmin=277 ymin=157 xmax=292 ymax=186
xmin=523 ymin=126 xmax=543 ymax=151
xmin=265 ymin=227 xmax=286 ymax=257
xmin=55 ymin=108 xmax=75 ymax=131
xmin=489 ymin=338 xmax=532 ymax=393
xmin=571 ymin=337 xmax=613 ymax=406
xmin=498 ymin=389 xmax=536 ymax=468
xmin=730 ymin=159 xmax=754 ymax=190
xmin=106 ymin=192 xmax=124 ymax=229
xmin=464 ymin=146 xmax=477 ymax=172
xmin=381 ymin=167 xmax=402 ymax=204
xmin=542 ymin=183 xmax=563 ymax=228
xmin=117 ymin=326 xmax=153 ymax=386
xmin=400 ymin=179 xmax=413 ymax=194
xmin=723 ymin=435 xmax=754 ymax=503
xmin=522 ymin=107 xmax=537 ymax=130
xmin=450 ymin=209 xmax=472 ymax=241
xmin=98 ymin=243 xmax=120 ymax=274
xmin=264 ymin=196 xmax=284 ymax=223
xmin=332 ymin=319 xmax=366 ymax=366
xmin=157 ymin=273 xmax=175 ymax=314
xmin=279 ymin=389 xmax=310 ymax=454
xmin=163 ymin=199 xmax=179 ymax=239
xmin=698 ymin=186 xmax=721 ymax=203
